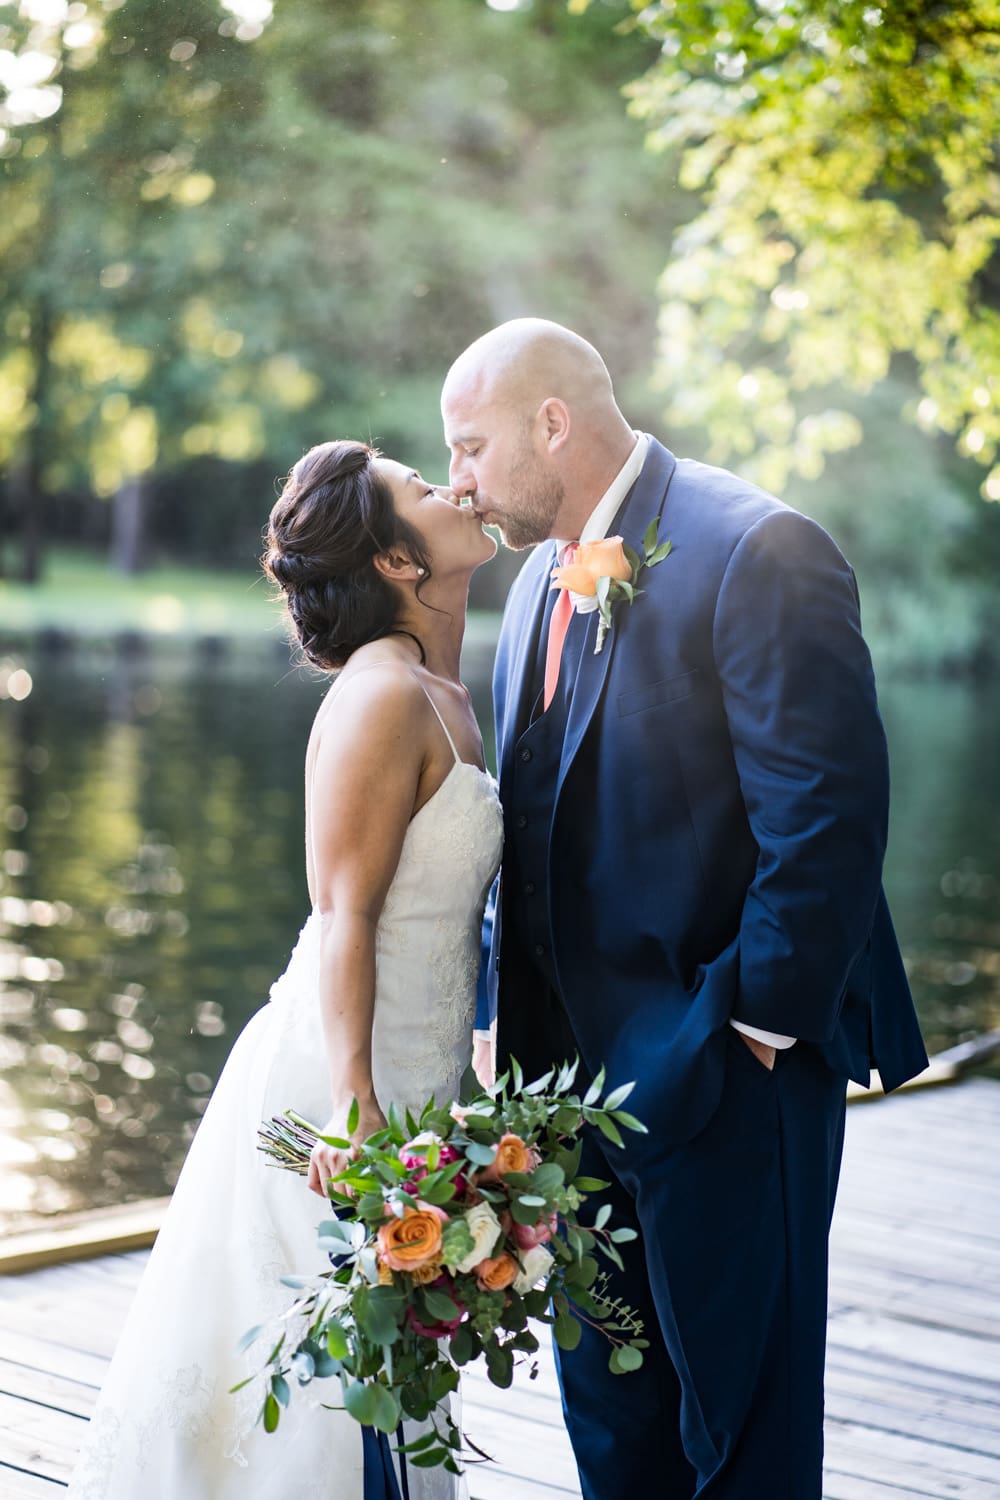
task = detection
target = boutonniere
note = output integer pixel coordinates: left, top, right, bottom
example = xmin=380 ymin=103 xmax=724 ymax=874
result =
xmin=550 ymin=519 xmax=673 ymax=654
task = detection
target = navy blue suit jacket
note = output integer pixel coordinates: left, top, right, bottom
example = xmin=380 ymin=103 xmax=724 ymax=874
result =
xmin=485 ymin=439 xmax=927 ymax=1143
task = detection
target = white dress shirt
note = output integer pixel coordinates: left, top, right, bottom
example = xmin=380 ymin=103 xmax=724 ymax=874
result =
xmin=475 ymin=433 xmax=795 ymax=1054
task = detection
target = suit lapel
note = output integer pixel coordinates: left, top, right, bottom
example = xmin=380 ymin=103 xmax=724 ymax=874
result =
xmin=555 ymin=440 xmax=678 ymax=803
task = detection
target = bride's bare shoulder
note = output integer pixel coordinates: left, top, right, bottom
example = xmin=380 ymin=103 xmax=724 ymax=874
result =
xmin=308 ymin=649 xmax=428 ymax=757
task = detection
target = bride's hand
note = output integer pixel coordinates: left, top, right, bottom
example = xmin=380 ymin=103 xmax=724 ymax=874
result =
xmin=472 ymin=1033 xmax=495 ymax=1091
xmin=306 ymin=1098 xmax=388 ymax=1198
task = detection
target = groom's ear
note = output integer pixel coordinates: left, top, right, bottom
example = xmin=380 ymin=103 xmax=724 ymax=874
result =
xmin=539 ymin=397 xmax=571 ymax=455
xmin=373 ymin=550 xmax=422 ymax=584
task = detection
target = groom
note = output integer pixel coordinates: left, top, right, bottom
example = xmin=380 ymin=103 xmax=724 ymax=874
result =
xmin=443 ymin=320 xmax=927 ymax=1499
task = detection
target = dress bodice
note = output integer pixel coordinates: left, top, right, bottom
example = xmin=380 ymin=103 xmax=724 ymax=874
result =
xmin=267 ymin=754 xmax=503 ymax=1115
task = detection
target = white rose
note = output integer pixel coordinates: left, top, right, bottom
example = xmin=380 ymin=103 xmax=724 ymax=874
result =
xmin=513 ymin=1244 xmax=554 ymax=1296
xmin=450 ymin=1202 xmax=502 ymax=1274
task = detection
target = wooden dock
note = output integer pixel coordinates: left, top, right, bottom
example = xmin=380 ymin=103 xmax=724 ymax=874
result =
xmin=1 ymin=1078 xmax=998 ymax=1498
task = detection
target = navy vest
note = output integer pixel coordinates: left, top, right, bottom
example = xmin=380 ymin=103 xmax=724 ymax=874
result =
xmin=503 ymin=592 xmax=588 ymax=997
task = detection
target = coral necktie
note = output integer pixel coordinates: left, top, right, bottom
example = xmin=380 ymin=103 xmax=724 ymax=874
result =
xmin=542 ymin=544 xmax=579 ymax=712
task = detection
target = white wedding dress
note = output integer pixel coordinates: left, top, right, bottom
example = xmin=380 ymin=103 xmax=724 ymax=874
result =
xmin=68 ymin=687 xmax=503 ymax=1500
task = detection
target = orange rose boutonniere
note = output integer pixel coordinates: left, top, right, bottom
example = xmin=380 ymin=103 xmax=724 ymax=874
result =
xmin=550 ymin=519 xmax=672 ymax=654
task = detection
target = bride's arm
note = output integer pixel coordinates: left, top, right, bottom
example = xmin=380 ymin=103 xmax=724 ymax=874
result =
xmin=305 ymin=668 xmax=427 ymax=1196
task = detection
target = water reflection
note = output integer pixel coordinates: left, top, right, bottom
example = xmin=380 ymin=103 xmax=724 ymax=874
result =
xmin=0 ymin=649 xmax=997 ymax=1232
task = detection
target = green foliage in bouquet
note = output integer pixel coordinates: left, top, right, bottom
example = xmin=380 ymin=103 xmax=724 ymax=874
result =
xmin=238 ymin=1058 xmax=648 ymax=1473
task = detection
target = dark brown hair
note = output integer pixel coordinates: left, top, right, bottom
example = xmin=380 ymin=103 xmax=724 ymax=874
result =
xmin=262 ymin=440 xmax=430 ymax=670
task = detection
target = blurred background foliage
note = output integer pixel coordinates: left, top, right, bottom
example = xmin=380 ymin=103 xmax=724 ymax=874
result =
xmin=0 ymin=0 xmax=998 ymax=668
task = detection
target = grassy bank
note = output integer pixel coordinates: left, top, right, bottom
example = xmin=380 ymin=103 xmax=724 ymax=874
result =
xmin=0 ymin=549 xmax=280 ymax=641
xmin=0 ymin=548 xmax=503 ymax=655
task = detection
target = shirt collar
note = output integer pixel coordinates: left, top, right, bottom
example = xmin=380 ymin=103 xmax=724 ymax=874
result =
xmin=554 ymin=432 xmax=649 ymax=564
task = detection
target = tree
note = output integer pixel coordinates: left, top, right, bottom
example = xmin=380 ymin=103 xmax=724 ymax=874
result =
xmin=598 ymin=0 xmax=1000 ymax=497
xmin=1 ymin=0 xmax=674 ymax=583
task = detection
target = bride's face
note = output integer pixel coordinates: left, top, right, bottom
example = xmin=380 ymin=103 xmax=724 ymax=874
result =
xmin=376 ymin=458 xmax=497 ymax=575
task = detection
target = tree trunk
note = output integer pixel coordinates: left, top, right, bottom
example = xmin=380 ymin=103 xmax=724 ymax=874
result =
xmin=14 ymin=294 xmax=55 ymax=585
xmin=109 ymin=476 xmax=149 ymax=573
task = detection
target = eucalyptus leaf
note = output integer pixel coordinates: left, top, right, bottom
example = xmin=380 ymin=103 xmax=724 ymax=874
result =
xmin=583 ymin=1065 xmax=606 ymax=1106
xmin=263 ymin=1392 xmax=280 ymax=1434
xmin=595 ymin=1112 xmax=625 ymax=1149
xmin=370 ymin=1382 xmax=400 ymax=1434
xmin=554 ymin=1311 xmax=582 ymax=1351
xmin=271 ymin=1374 xmax=290 ymax=1408
xmin=602 ymin=1081 xmax=636 ymax=1111
xmin=529 ymin=1162 xmax=565 ymax=1196
xmin=325 ymin=1321 xmax=349 ymax=1359
xmin=343 ymin=1380 xmax=379 ymax=1426
xmin=236 ymin=1322 xmax=264 ymax=1355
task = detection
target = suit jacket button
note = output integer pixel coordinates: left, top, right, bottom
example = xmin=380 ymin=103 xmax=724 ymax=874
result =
xmin=515 ymin=814 xmax=528 ymax=829
xmin=524 ymin=881 xmax=536 ymax=895
xmin=520 ymin=748 xmax=533 ymax=762
xmin=534 ymin=943 xmax=546 ymax=957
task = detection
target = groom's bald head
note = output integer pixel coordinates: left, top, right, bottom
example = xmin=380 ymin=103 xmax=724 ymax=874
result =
xmin=442 ymin=319 xmax=635 ymax=549
xmin=442 ymin=318 xmax=615 ymax=417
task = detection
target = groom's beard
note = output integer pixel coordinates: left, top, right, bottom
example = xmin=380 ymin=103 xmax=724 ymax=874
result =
xmin=489 ymin=446 xmax=565 ymax=551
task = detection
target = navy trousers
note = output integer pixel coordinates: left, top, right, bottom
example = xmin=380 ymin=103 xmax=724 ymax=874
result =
xmin=555 ymin=1026 xmax=846 ymax=1499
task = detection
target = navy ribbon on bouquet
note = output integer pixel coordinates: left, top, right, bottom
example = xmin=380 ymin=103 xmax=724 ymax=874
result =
xmin=362 ymin=1425 xmax=410 ymax=1500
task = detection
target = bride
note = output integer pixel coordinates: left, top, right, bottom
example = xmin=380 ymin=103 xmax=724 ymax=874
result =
xmin=68 ymin=440 xmax=503 ymax=1499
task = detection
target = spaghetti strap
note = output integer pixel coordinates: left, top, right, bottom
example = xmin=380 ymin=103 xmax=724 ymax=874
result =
xmin=413 ymin=676 xmax=462 ymax=765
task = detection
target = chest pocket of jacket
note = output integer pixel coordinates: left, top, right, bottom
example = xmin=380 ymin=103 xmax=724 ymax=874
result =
xmin=617 ymin=668 xmax=700 ymax=718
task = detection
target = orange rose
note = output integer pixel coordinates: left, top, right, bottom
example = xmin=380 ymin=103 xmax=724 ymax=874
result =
xmin=377 ymin=1205 xmax=446 ymax=1272
xmin=551 ymin=536 xmax=632 ymax=597
xmin=476 ymin=1252 xmax=519 ymax=1292
xmin=479 ymin=1132 xmax=537 ymax=1184
xmin=550 ymin=561 xmax=599 ymax=596
xmin=409 ymin=1258 xmax=444 ymax=1285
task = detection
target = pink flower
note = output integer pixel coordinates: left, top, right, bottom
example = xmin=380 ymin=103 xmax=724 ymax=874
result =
xmin=511 ymin=1211 xmax=558 ymax=1251
xmin=449 ymin=1102 xmax=470 ymax=1129
xmin=400 ymin=1132 xmax=469 ymax=1197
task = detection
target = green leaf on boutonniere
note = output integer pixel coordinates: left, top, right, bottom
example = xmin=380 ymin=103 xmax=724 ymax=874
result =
xmin=646 ymin=539 xmax=673 ymax=567
xmin=643 ymin=516 xmax=660 ymax=555
xmin=623 ymin=542 xmax=641 ymax=577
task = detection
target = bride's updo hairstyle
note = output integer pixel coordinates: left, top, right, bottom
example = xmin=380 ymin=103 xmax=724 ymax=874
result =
xmin=263 ymin=439 xmax=431 ymax=671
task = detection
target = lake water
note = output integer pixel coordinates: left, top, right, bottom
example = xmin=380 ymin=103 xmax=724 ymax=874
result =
xmin=1 ymin=642 xmax=998 ymax=1233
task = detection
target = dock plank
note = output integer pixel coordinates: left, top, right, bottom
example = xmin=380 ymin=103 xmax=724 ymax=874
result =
xmin=1 ymin=1079 xmax=998 ymax=1499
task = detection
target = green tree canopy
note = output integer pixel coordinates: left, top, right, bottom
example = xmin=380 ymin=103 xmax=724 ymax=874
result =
xmin=612 ymin=0 xmax=1000 ymax=496
xmin=0 ymin=0 xmax=673 ymax=578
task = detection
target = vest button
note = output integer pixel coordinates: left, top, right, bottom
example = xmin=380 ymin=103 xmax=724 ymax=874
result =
xmin=524 ymin=881 xmax=536 ymax=895
xmin=515 ymin=814 xmax=528 ymax=829
xmin=534 ymin=943 xmax=546 ymax=957
xmin=520 ymin=747 xmax=533 ymax=762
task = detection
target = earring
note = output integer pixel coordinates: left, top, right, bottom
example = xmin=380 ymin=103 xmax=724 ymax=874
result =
xmin=416 ymin=567 xmax=426 ymax=576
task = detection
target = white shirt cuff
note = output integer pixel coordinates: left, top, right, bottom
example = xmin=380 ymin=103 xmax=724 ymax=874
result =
xmin=729 ymin=1019 xmax=796 ymax=1048
xmin=472 ymin=1029 xmax=493 ymax=1045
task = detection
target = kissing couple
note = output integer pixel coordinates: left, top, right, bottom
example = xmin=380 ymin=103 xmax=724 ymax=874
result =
xmin=69 ymin=319 xmax=927 ymax=1500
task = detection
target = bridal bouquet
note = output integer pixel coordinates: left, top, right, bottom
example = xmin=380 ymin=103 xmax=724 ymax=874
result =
xmin=240 ymin=1059 xmax=647 ymax=1473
